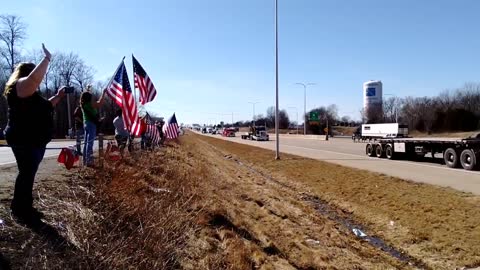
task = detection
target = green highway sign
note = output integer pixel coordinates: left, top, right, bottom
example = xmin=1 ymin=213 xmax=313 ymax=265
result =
xmin=310 ymin=112 xmax=319 ymax=121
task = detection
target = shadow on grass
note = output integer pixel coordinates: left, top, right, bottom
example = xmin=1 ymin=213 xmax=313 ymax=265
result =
xmin=25 ymin=219 xmax=74 ymax=253
xmin=0 ymin=252 xmax=11 ymax=270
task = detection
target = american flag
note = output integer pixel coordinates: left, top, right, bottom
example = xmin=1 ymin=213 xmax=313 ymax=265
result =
xmin=106 ymin=60 xmax=144 ymax=136
xmin=163 ymin=113 xmax=179 ymax=139
xmin=145 ymin=113 xmax=160 ymax=145
xmin=133 ymin=55 xmax=157 ymax=105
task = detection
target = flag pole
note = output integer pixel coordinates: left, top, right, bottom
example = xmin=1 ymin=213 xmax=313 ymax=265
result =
xmin=105 ymin=56 xmax=126 ymax=90
xmin=131 ymin=54 xmax=137 ymax=105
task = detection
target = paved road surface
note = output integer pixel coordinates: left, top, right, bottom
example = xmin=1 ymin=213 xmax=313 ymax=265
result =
xmin=0 ymin=140 xmax=97 ymax=166
xmin=199 ymin=133 xmax=480 ymax=195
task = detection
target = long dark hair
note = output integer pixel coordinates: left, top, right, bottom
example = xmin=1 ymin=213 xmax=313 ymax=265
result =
xmin=4 ymin=62 xmax=36 ymax=96
xmin=80 ymin=91 xmax=93 ymax=106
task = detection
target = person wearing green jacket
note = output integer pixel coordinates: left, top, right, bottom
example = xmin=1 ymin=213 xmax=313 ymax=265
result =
xmin=80 ymin=86 xmax=106 ymax=167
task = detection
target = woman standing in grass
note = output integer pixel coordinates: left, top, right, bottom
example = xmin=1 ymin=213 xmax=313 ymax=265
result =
xmin=4 ymin=44 xmax=66 ymax=224
xmin=80 ymin=86 xmax=106 ymax=167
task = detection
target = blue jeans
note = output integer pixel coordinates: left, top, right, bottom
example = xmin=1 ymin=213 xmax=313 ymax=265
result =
xmin=11 ymin=146 xmax=46 ymax=213
xmin=83 ymin=121 xmax=96 ymax=165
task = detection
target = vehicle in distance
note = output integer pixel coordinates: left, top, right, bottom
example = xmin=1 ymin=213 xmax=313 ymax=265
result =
xmin=222 ymin=128 xmax=236 ymax=137
xmin=365 ymin=133 xmax=480 ymax=170
xmin=353 ymin=123 xmax=408 ymax=141
xmin=241 ymin=126 xmax=269 ymax=141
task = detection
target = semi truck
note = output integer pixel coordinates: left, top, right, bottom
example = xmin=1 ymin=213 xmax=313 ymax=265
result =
xmin=365 ymin=133 xmax=480 ymax=170
xmin=353 ymin=123 xmax=409 ymax=141
xmin=241 ymin=126 xmax=269 ymax=141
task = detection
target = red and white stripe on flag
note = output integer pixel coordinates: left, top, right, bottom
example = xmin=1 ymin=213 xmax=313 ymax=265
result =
xmin=164 ymin=123 xmax=179 ymax=139
xmin=163 ymin=113 xmax=179 ymax=139
xmin=133 ymin=55 xmax=157 ymax=105
xmin=134 ymin=74 xmax=157 ymax=105
xmin=106 ymin=61 xmax=143 ymax=136
xmin=147 ymin=124 xmax=160 ymax=145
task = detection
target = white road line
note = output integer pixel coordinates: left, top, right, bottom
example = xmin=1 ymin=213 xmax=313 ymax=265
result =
xmin=282 ymin=144 xmax=480 ymax=175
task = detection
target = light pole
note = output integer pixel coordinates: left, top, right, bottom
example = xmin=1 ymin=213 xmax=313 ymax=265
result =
xmin=248 ymin=102 xmax=259 ymax=126
xmin=288 ymin=107 xmax=299 ymax=134
xmin=274 ymin=0 xmax=280 ymax=160
xmin=60 ymin=72 xmax=73 ymax=138
xmin=295 ymin=82 xmax=316 ymax=135
xmin=325 ymin=113 xmax=329 ymax=141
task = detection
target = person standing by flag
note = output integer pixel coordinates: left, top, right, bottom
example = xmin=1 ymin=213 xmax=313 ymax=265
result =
xmin=81 ymin=86 xmax=106 ymax=167
xmin=73 ymin=103 xmax=84 ymax=155
xmin=4 ymin=44 xmax=66 ymax=224
xmin=113 ymin=109 xmax=129 ymax=156
xmin=157 ymin=120 xmax=165 ymax=145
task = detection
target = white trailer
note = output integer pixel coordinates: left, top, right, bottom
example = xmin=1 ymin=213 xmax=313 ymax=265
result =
xmin=358 ymin=123 xmax=408 ymax=141
xmin=365 ymin=134 xmax=480 ymax=171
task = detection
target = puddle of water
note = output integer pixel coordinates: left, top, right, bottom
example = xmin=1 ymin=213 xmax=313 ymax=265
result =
xmin=303 ymin=194 xmax=427 ymax=269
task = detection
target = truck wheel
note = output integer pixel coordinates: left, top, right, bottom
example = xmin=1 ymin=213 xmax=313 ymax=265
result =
xmin=460 ymin=149 xmax=478 ymax=170
xmin=444 ymin=148 xmax=460 ymax=168
xmin=366 ymin=144 xmax=375 ymax=157
xmin=375 ymin=144 xmax=384 ymax=158
xmin=385 ymin=144 xmax=394 ymax=160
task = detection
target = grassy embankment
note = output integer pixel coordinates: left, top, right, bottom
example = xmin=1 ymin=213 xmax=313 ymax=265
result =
xmin=195 ymin=133 xmax=480 ymax=269
xmin=1 ymin=132 xmax=479 ymax=269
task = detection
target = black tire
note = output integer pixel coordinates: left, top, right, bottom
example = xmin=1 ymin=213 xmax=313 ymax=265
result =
xmin=460 ymin=149 xmax=478 ymax=170
xmin=385 ymin=144 xmax=394 ymax=160
xmin=444 ymin=148 xmax=460 ymax=168
xmin=366 ymin=144 xmax=375 ymax=157
xmin=375 ymin=144 xmax=384 ymax=158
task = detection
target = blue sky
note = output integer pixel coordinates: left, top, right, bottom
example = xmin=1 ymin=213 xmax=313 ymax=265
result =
xmin=5 ymin=0 xmax=480 ymax=124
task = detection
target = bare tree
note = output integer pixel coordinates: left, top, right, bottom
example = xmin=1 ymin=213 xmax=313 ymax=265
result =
xmin=72 ymin=60 xmax=95 ymax=91
xmin=383 ymin=96 xmax=401 ymax=123
xmin=0 ymin=15 xmax=27 ymax=73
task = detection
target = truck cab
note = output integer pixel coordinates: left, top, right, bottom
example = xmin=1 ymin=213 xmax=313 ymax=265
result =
xmin=241 ymin=126 xmax=269 ymax=141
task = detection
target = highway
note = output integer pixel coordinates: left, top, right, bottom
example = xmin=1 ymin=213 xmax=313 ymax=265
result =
xmin=0 ymin=140 xmax=87 ymax=166
xmin=199 ymin=133 xmax=480 ymax=195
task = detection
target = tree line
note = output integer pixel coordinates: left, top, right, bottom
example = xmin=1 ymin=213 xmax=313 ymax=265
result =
xmin=364 ymin=83 xmax=480 ymax=133
xmin=0 ymin=14 xmax=118 ymax=138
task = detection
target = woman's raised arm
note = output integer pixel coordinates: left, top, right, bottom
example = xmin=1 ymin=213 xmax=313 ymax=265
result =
xmin=16 ymin=44 xmax=52 ymax=98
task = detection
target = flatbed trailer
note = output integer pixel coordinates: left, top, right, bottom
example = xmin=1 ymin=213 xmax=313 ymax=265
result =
xmin=365 ymin=135 xmax=480 ymax=170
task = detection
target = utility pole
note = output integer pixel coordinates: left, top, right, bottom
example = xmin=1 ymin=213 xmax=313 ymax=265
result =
xmin=274 ymin=0 xmax=280 ymax=160
xmin=61 ymin=71 xmax=73 ymax=138
xmin=325 ymin=114 xmax=329 ymax=141
xmin=295 ymin=82 xmax=316 ymax=135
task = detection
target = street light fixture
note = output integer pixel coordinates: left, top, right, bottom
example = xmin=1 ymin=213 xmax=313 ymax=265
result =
xmin=295 ymin=82 xmax=316 ymax=135
xmin=248 ymin=102 xmax=260 ymax=126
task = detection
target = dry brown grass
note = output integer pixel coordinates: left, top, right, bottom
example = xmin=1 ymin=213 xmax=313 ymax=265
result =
xmin=3 ymin=131 xmax=479 ymax=269
xmin=194 ymin=133 xmax=480 ymax=269
xmin=1 ymin=142 xmax=227 ymax=269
